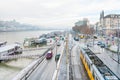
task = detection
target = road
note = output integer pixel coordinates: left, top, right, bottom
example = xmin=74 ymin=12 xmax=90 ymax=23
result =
xmin=27 ymin=41 xmax=64 ymax=80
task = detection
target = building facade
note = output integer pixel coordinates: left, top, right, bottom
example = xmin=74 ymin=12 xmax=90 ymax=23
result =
xmin=100 ymin=11 xmax=120 ymax=36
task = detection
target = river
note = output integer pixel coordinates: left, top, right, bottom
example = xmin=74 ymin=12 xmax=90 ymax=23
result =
xmin=0 ymin=30 xmax=57 ymax=44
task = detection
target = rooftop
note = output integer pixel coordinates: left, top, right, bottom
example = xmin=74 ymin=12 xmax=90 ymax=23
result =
xmin=104 ymin=14 xmax=120 ymax=18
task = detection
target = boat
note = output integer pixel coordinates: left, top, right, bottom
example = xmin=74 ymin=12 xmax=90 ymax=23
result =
xmin=0 ymin=44 xmax=22 ymax=56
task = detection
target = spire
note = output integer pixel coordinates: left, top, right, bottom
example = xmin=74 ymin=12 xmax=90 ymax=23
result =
xmin=100 ymin=10 xmax=104 ymax=20
xmin=100 ymin=12 xmax=102 ymax=19
xmin=101 ymin=10 xmax=104 ymax=18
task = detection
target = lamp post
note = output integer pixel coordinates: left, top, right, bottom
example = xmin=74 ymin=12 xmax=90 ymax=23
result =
xmin=55 ymin=38 xmax=58 ymax=68
xmin=117 ymin=19 xmax=120 ymax=63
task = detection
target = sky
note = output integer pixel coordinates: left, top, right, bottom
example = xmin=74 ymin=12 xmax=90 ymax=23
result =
xmin=0 ymin=0 xmax=120 ymax=29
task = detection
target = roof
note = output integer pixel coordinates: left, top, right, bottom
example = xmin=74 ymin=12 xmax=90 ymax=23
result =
xmin=47 ymin=51 xmax=52 ymax=53
xmin=104 ymin=14 xmax=120 ymax=18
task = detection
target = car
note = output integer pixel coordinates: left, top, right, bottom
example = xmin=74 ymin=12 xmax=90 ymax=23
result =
xmin=97 ymin=41 xmax=102 ymax=45
xmin=55 ymin=54 xmax=60 ymax=62
xmin=86 ymin=43 xmax=93 ymax=47
xmin=35 ymin=38 xmax=47 ymax=44
xmin=57 ymin=42 xmax=61 ymax=46
xmin=100 ymin=44 xmax=105 ymax=48
xmin=100 ymin=43 xmax=107 ymax=48
xmin=46 ymin=51 xmax=53 ymax=59
xmin=74 ymin=37 xmax=79 ymax=41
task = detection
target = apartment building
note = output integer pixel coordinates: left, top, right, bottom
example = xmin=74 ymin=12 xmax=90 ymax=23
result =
xmin=100 ymin=11 xmax=120 ymax=36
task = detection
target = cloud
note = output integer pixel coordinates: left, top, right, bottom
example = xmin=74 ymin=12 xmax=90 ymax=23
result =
xmin=0 ymin=0 xmax=120 ymax=28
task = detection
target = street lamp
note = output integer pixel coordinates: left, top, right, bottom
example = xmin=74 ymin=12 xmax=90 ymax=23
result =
xmin=117 ymin=19 xmax=120 ymax=63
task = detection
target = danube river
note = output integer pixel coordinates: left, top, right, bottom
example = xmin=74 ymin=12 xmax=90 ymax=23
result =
xmin=0 ymin=30 xmax=57 ymax=44
xmin=0 ymin=30 xmax=60 ymax=80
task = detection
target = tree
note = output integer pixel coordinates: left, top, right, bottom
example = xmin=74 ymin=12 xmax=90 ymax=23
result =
xmin=72 ymin=25 xmax=95 ymax=35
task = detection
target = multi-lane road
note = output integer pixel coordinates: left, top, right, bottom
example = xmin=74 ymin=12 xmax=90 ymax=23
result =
xmin=27 ymin=41 xmax=64 ymax=80
xmin=22 ymin=34 xmax=89 ymax=80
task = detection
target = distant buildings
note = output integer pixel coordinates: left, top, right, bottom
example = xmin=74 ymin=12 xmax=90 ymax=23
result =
xmin=100 ymin=11 xmax=120 ymax=36
xmin=73 ymin=11 xmax=120 ymax=37
xmin=75 ymin=18 xmax=89 ymax=26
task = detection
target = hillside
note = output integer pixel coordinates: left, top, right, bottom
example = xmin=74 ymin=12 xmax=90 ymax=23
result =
xmin=0 ymin=20 xmax=41 ymax=31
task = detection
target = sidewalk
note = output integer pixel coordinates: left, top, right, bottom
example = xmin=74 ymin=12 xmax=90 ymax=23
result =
xmin=107 ymin=45 xmax=120 ymax=63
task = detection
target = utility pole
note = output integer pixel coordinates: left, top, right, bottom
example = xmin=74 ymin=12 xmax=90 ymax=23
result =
xmin=54 ymin=38 xmax=58 ymax=68
xmin=117 ymin=19 xmax=120 ymax=63
xmin=66 ymin=32 xmax=69 ymax=80
xmin=56 ymin=39 xmax=57 ymax=55
xmin=66 ymin=32 xmax=68 ymax=64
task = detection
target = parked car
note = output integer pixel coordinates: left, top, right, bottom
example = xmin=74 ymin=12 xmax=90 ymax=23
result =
xmin=57 ymin=41 xmax=61 ymax=46
xmin=74 ymin=37 xmax=79 ymax=41
xmin=100 ymin=43 xmax=108 ymax=48
xmin=97 ymin=41 xmax=102 ymax=45
xmin=46 ymin=51 xmax=53 ymax=59
xmin=35 ymin=38 xmax=47 ymax=44
xmin=86 ymin=43 xmax=93 ymax=47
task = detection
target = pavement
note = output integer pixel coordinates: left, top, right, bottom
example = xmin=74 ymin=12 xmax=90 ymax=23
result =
xmin=106 ymin=44 xmax=120 ymax=64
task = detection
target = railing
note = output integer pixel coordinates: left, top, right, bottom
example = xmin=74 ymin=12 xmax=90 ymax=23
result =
xmin=12 ymin=45 xmax=54 ymax=80
xmin=12 ymin=48 xmax=50 ymax=80
xmin=23 ymin=46 xmax=51 ymax=51
xmin=0 ymin=54 xmax=42 ymax=60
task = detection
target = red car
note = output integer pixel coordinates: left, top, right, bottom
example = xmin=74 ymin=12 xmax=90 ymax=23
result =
xmin=46 ymin=51 xmax=53 ymax=59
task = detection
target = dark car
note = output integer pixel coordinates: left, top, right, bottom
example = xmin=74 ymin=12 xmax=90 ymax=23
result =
xmin=46 ymin=51 xmax=53 ymax=59
xmin=74 ymin=37 xmax=79 ymax=41
xmin=100 ymin=44 xmax=105 ymax=48
xmin=55 ymin=54 xmax=60 ymax=62
xmin=57 ymin=42 xmax=61 ymax=46
xmin=100 ymin=43 xmax=107 ymax=48
xmin=97 ymin=41 xmax=102 ymax=45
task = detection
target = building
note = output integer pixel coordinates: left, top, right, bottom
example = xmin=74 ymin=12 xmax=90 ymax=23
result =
xmin=75 ymin=18 xmax=89 ymax=26
xmin=95 ymin=22 xmax=101 ymax=35
xmin=100 ymin=11 xmax=120 ymax=35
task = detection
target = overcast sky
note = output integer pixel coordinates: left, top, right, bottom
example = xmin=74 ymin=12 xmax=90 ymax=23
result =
xmin=0 ymin=0 xmax=120 ymax=28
